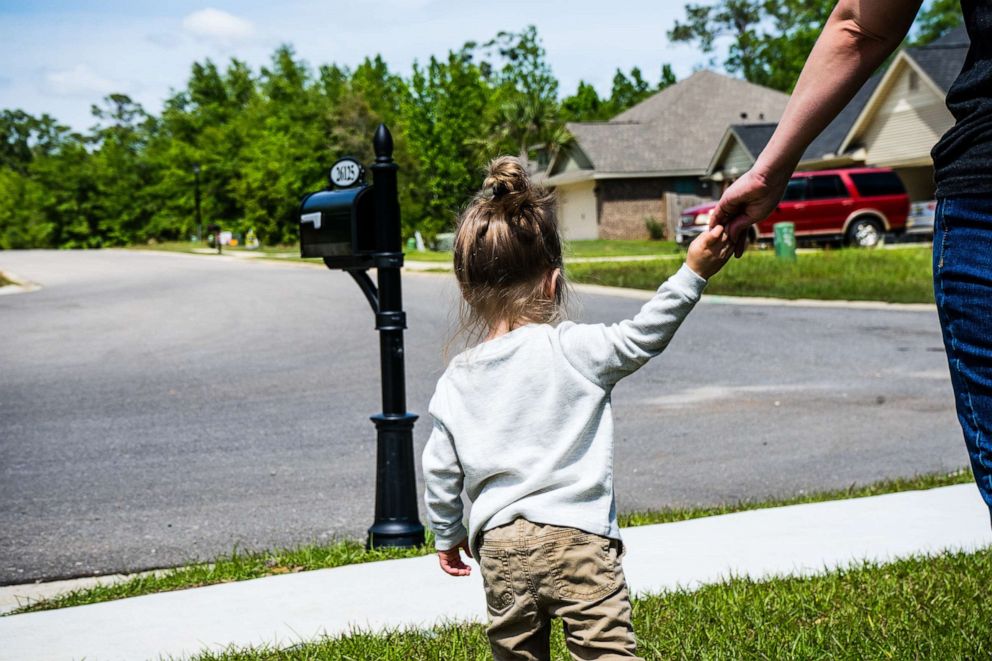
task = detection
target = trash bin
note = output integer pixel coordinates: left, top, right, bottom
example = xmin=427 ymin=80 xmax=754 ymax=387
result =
xmin=774 ymin=222 xmax=796 ymax=262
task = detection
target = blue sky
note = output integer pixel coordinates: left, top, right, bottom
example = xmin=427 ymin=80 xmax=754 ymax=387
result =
xmin=0 ymin=1 xmax=719 ymax=130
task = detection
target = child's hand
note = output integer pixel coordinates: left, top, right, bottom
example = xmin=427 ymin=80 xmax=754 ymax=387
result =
xmin=437 ymin=538 xmax=473 ymax=576
xmin=686 ymin=224 xmax=734 ymax=279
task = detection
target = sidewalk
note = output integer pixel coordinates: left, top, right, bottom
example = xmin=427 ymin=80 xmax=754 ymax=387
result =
xmin=1 ymin=484 xmax=988 ymax=661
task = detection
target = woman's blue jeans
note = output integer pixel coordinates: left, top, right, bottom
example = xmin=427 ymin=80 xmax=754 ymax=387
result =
xmin=933 ymin=196 xmax=992 ymax=522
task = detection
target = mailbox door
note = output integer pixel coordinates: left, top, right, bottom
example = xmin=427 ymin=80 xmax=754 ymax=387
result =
xmin=300 ymin=189 xmax=359 ymax=258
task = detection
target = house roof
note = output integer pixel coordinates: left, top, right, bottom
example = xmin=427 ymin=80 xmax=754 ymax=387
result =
xmin=798 ymin=72 xmax=883 ymax=163
xmin=733 ymin=123 xmax=778 ymax=158
xmin=703 ymin=122 xmax=778 ymax=179
xmin=837 ymin=26 xmax=970 ymax=157
xmin=905 ymin=24 xmax=969 ymax=93
xmin=549 ymin=70 xmax=789 ymax=180
xmin=610 ymin=70 xmax=789 ymax=125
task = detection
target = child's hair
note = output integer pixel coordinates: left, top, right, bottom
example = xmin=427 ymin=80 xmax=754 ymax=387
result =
xmin=451 ymin=156 xmax=568 ymax=347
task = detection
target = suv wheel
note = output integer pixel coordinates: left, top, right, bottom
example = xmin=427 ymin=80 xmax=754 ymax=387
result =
xmin=846 ymin=217 xmax=883 ymax=248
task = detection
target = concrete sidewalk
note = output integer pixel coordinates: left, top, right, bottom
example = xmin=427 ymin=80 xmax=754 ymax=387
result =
xmin=1 ymin=484 xmax=989 ymax=661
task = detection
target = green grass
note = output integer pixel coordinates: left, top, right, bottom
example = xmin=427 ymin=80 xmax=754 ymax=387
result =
xmin=406 ymin=240 xmax=681 ymax=262
xmin=0 ymin=272 xmax=12 ymax=287
xmin=191 ymin=548 xmax=992 ymax=660
xmin=195 ymin=550 xmax=992 ymax=661
xmin=569 ymin=246 xmax=935 ymax=304
xmin=565 ymin=239 xmax=682 ymax=258
xmin=6 ymin=469 xmax=972 ymax=616
xmin=405 ymin=250 xmax=454 ymax=262
xmin=618 ymin=468 xmax=973 ymax=527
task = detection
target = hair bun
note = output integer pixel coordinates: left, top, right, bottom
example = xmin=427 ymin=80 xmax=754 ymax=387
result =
xmin=484 ymin=156 xmax=530 ymax=199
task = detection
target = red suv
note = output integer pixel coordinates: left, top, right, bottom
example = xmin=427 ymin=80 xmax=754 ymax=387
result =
xmin=677 ymin=168 xmax=910 ymax=248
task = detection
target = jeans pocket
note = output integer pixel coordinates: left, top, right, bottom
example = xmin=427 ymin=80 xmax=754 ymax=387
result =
xmin=550 ymin=533 xmax=619 ymax=601
xmin=479 ymin=548 xmax=514 ymax=615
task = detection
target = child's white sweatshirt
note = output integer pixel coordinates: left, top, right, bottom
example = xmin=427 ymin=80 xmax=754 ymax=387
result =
xmin=423 ymin=263 xmax=707 ymax=557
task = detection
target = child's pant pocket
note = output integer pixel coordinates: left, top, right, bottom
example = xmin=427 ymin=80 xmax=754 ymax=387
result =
xmin=550 ymin=534 xmax=619 ymax=600
xmin=479 ymin=547 xmax=514 ymax=614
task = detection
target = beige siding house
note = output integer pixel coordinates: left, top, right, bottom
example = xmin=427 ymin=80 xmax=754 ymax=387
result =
xmin=705 ymin=26 xmax=969 ymax=202
xmin=538 ymin=71 xmax=789 ymax=240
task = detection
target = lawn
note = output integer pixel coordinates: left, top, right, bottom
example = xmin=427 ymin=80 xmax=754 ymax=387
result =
xmin=403 ymin=239 xmax=681 ymax=262
xmin=6 ymin=469 xmax=971 ymax=615
xmin=127 ymin=241 xmax=934 ymax=305
xmin=192 ymin=548 xmax=991 ymax=660
xmin=569 ymin=246 xmax=935 ymax=304
xmin=564 ymin=239 xmax=681 ymax=258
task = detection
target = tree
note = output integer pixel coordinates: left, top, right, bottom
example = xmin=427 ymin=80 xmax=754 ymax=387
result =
xmin=911 ymin=0 xmax=963 ymax=45
xmin=668 ymin=0 xmax=835 ymax=92
xmin=561 ymin=81 xmax=608 ymax=122
xmin=474 ymin=26 xmax=563 ymax=159
xmin=562 ymin=64 xmax=678 ymax=123
xmin=403 ymin=48 xmax=494 ymax=239
xmin=669 ymin=1 xmax=764 ymax=83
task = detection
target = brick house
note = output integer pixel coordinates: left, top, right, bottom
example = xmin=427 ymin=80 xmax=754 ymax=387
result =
xmin=537 ymin=71 xmax=789 ymax=240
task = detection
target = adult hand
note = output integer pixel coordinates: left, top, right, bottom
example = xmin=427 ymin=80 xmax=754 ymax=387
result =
xmin=711 ymin=168 xmax=791 ymax=258
xmin=437 ymin=538 xmax=473 ymax=576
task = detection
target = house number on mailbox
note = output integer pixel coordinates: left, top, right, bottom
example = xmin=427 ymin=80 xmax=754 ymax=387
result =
xmin=330 ymin=158 xmax=364 ymax=188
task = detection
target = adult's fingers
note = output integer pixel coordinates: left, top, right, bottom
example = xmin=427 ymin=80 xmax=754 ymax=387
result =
xmin=733 ymin=234 xmax=748 ymax=258
xmin=726 ymin=215 xmax=752 ymax=244
xmin=711 ymin=194 xmax=740 ymax=227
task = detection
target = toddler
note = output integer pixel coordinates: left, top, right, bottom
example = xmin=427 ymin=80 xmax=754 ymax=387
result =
xmin=422 ymin=156 xmax=732 ymax=660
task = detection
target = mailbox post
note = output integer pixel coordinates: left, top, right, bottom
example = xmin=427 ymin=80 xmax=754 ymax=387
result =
xmin=299 ymin=124 xmax=425 ymax=549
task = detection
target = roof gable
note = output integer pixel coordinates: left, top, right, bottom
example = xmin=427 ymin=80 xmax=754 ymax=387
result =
xmin=838 ymin=50 xmax=951 ymax=156
xmin=705 ymin=123 xmax=777 ymax=177
xmin=799 ymin=72 xmax=882 ymax=164
xmin=905 ymin=27 xmax=969 ymax=92
xmin=559 ymin=71 xmax=789 ymax=176
xmin=548 ymin=142 xmax=594 ymax=175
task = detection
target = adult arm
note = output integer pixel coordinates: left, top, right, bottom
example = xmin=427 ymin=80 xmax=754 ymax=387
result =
xmin=712 ymin=0 xmax=923 ymax=255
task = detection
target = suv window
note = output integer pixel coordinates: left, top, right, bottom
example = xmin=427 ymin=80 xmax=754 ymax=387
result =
xmin=850 ymin=171 xmax=906 ymax=197
xmin=806 ymin=175 xmax=847 ymax=199
xmin=782 ymin=178 xmax=806 ymax=201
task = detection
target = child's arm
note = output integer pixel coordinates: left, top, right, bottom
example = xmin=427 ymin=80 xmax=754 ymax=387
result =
xmin=422 ymin=417 xmax=472 ymax=576
xmin=560 ymin=226 xmax=732 ymax=388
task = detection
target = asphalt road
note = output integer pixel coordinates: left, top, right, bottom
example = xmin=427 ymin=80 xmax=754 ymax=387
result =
xmin=0 ymin=250 xmax=966 ymax=584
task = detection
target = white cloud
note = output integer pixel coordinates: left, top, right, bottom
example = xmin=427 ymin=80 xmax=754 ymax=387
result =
xmin=43 ymin=64 xmax=120 ymax=97
xmin=182 ymin=8 xmax=255 ymax=45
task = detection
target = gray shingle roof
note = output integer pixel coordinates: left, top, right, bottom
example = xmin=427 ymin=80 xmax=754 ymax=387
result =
xmin=907 ymin=25 xmax=970 ymax=92
xmin=731 ymin=123 xmax=778 ymax=158
xmin=559 ymin=70 xmax=789 ymax=175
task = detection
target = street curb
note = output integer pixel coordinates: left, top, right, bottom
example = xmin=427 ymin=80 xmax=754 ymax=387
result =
xmin=571 ymin=282 xmax=936 ymax=312
xmin=0 ymin=570 xmax=167 ymax=616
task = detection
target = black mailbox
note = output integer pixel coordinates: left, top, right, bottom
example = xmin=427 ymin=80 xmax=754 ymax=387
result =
xmin=299 ymin=157 xmax=376 ymax=268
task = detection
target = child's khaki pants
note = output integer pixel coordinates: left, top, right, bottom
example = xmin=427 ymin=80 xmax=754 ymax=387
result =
xmin=478 ymin=518 xmax=641 ymax=660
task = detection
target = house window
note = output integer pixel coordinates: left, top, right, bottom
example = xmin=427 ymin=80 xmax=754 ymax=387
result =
xmin=909 ymin=71 xmax=919 ymax=91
